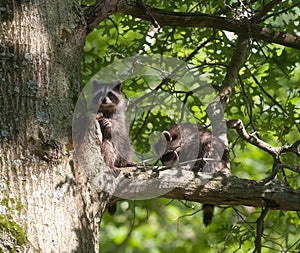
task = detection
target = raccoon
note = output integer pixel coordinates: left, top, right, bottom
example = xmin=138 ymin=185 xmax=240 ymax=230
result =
xmin=154 ymin=123 xmax=230 ymax=226
xmin=91 ymin=79 xmax=135 ymax=175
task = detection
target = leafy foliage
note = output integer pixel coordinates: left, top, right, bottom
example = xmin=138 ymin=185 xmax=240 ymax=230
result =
xmin=81 ymin=0 xmax=300 ymax=252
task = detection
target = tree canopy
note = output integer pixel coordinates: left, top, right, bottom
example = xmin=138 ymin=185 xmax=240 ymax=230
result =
xmin=79 ymin=0 xmax=300 ymax=252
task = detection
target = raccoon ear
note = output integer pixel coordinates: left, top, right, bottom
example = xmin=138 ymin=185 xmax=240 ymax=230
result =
xmin=112 ymin=80 xmax=122 ymax=93
xmin=90 ymin=79 xmax=105 ymax=112
xmin=162 ymin=130 xmax=172 ymax=142
xmin=92 ymin=79 xmax=102 ymax=93
xmin=92 ymin=79 xmax=102 ymax=87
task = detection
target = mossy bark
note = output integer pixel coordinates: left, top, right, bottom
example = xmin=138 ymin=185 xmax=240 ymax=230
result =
xmin=0 ymin=1 xmax=106 ymax=252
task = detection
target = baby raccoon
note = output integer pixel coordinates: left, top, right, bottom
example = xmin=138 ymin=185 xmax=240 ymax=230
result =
xmin=154 ymin=123 xmax=230 ymax=226
xmin=91 ymin=79 xmax=135 ymax=175
xmin=155 ymin=123 xmax=230 ymax=172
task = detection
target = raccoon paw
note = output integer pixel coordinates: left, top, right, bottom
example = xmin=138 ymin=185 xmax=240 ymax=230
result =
xmin=125 ymin=161 xmax=138 ymax=167
xmin=99 ymin=117 xmax=111 ymax=128
xmin=111 ymin=167 xmax=121 ymax=176
xmin=96 ymin=112 xmax=104 ymax=120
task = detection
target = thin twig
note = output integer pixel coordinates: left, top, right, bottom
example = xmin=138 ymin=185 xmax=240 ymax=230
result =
xmin=254 ymin=207 xmax=269 ymax=253
xmin=260 ymin=2 xmax=300 ymax=22
xmin=280 ymin=139 xmax=300 ymax=156
xmin=250 ymin=0 xmax=283 ymax=23
xmin=127 ymin=37 xmax=214 ymax=111
xmin=262 ymin=163 xmax=300 ymax=183
xmin=137 ymin=0 xmax=160 ymax=28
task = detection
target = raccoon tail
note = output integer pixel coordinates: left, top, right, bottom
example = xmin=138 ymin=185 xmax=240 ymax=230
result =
xmin=107 ymin=204 xmax=117 ymax=215
xmin=202 ymin=204 xmax=215 ymax=226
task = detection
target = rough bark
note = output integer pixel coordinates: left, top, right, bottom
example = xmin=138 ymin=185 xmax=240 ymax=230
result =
xmin=0 ymin=1 xmax=106 ymax=252
xmin=109 ymin=168 xmax=300 ymax=211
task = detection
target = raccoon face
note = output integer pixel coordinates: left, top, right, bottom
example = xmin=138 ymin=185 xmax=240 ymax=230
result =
xmin=160 ymin=149 xmax=179 ymax=166
xmin=90 ymin=79 xmax=123 ymax=116
xmin=165 ymin=126 xmax=181 ymax=153
xmin=99 ymin=92 xmax=119 ymax=110
xmin=154 ymin=123 xmax=204 ymax=170
xmin=154 ymin=127 xmax=181 ymax=166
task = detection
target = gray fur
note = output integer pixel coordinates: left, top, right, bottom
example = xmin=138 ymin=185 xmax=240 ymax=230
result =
xmin=154 ymin=122 xmax=230 ymax=226
xmin=154 ymin=123 xmax=230 ymax=172
xmin=91 ymin=79 xmax=134 ymax=173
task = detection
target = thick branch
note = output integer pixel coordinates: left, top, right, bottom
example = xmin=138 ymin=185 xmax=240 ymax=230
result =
xmin=85 ymin=0 xmax=300 ymax=50
xmin=85 ymin=0 xmax=121 ymax=33
xmin=206 ymin=36 xmax=248 ymax=146
xmin=105 ymin=168 xmax=300 ymax=212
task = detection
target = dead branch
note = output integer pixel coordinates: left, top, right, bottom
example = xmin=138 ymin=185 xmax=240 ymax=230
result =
xmin=280 ymin=139 xmax=300 ymax=157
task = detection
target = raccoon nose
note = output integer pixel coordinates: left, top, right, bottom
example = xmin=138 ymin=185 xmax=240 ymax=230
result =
xmin=162 ymin=150 xmax=178 ymax=163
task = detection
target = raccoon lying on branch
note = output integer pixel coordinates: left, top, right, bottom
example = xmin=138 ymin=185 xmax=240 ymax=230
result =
xmin=154 ymin=123 xmax=230 ymax=226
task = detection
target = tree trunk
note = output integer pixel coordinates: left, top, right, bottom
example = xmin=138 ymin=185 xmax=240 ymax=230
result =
xmin=0 ymin=1 xmax=106 ymax=252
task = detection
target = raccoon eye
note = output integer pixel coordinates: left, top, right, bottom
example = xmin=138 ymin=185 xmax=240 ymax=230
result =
xmin=107 ymin=92 xmax=114 ymax=101
xmin=162 ymin=131 xmax=172 ymax=142
xmin=172 ymin=134 xmax=178 ymax=140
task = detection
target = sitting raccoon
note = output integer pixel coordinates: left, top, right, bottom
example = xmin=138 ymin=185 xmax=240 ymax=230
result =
xmin=154 ymin=123 xmax=230 ymax=226
xmin=91 ymin=79 xmax=135 ymax=215
xmin=91 ymin=79 xmax=135 ymax=175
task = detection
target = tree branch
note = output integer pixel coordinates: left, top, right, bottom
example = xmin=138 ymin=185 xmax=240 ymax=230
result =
xmin=84 ymin=0 xmax=300 ymax=50
xmin=136 ymin=0 xmax=160 ymax=28
xmin=228 ymin=119 xmax=300 ymax=159
xmin=280 ymin=139 xmax=300 ymax=157
xmin=263 ymin=163 xmax=300 ymax=182
xmin=255 ymin=207 xmax=269 ymax=253
xmin=219 ymin=36 xmax=249 ymax=107
xmin=105 ymin=168 xmax=300 ymax=211
xmin=228 ymin=119 xmax=276 ymax=156
xmin=85 ymin=0 xmax=122 ymax=34
xmin=250 ymin=0 xmax=282 ymax=23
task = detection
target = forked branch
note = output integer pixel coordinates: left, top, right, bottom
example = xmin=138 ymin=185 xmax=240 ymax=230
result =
xmin=228 ymin=118 xmax=300 ymax=159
